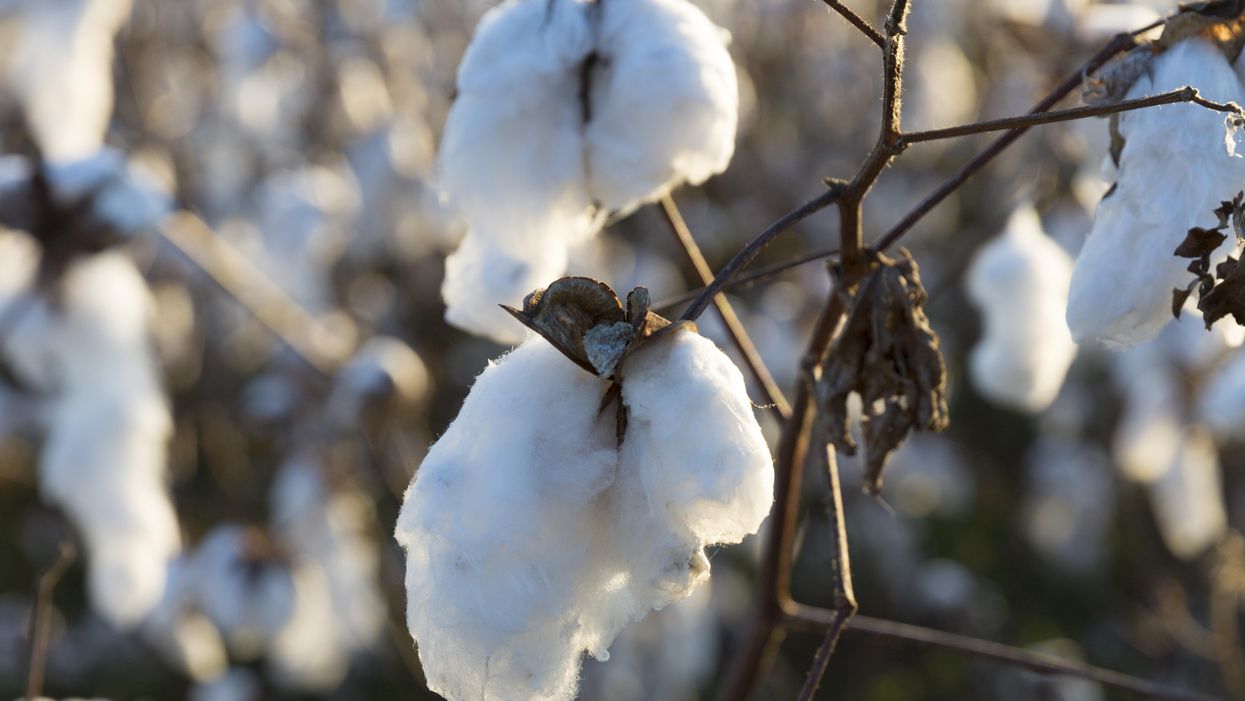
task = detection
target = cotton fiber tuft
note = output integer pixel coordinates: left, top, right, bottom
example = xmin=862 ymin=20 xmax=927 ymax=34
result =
xmin=395 ymin=328 xmax=772 ymax=701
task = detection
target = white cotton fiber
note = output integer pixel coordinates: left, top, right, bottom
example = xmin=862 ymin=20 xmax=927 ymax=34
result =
xmin=10 ymin=0 xmax=133 ymax=160
xmin=1147 ymin=427 xmax=1226 ymax=560
xmin=1067 ymin=39 xmax=1245 ymax=348
xmin=966 ymin=205 xmax=1077 ymax=412
xmin=585 ymin=0 xmax=738 ymax=211
xmin=3 ymin=252 xmax=179 ymax=629
xmin=438 ymin=0 xmax=739 ymax=342
xmin=192 ymin=526 xmax=296 ymax=660
xmin=1196 ymin=350 xmax=1245 ymax=439
xmin=395 ymin=329 xmax=772 ymax=701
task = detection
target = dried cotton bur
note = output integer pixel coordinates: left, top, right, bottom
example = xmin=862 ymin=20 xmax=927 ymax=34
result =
xmin=815 ymin=250 xmax=949 ymax=495
xmin=395 ymin=277 xmax=773 ymax=701
xmin=1068 ymin=5 xmax=1245 ymax=347
xmin=437 ymin=0 xmax=737 ymax=342
xmin=1173 ymin=191 xmax=1245 ymax=327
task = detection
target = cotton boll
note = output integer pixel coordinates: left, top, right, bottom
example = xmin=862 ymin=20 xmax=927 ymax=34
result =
xmin=9 ymin=0 xmax=133 ymax=159
xmin=268 ymin=563 xmax=350 ymax=692
xmin=966 ymin=205 xmax=1077 ymax=412
xmin=1067 ymin=39 xmax=1245 ymax=347
xmin=1146 ymin=427 xmax=1226 ymax=560
xmin=1112 ymin=366 xmax=1183 ymax=483
xmin=396 ymin=329 xmax=771 ymax=701
xmin=585 ymin=0 xmax=738 ymax=211
xmin=192 ymin=526 xmax=296 ymax=660
xmin=324 ymin=335 xmax=430 ymax=427
xmin=270 ymin=459 xmax=385 ymax=661
xmin=43 ymin=149 xmax=172 ymax=236
xmin=3 ymin=252 xmax=179 ymax=629
xmin=441 ymin=232 xmax=565 ymax=344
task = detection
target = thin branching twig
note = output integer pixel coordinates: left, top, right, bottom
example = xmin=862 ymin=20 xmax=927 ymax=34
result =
xmin=820 ymin=0 xmax=885 ymax=48
xmin=25 ymin=541 xmax=76 ymax=701
xmin=658 ymin=195 xmax=792 ymax=419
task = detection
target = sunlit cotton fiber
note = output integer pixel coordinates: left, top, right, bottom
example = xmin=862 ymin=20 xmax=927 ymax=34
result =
xmin=2 ymin=251 xmax=179 ymax=628
xmin=395 ymin=329 xmax=771 ymax=701
xmin=966 ymin=205 xmax=1076 ymax=412
xmin=1067 ymin=39 xmax=1245 ymax=347
xmin=437 ymin=0 xmax=737 ymax=343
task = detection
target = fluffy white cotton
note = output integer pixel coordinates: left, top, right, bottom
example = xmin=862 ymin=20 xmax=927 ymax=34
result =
xmin=585 ymin=0 xmax=737 ymax=210
xmin=192 ymin=526 xmax=296 ymax=660
xmin=1067 ymin=39 xmax=1245 ymax=347
xmin=10 ymin=0 xmax=133 ymax=160
xmin=966 ymin=205 xmax=1077 ymax=412
xmin=267 ymin=458 xmax=385 ymax=691
xmin=1146 ymin=427 xmax=1226 ymax=560
xmin=142 ymin=559 xmax=228 ymax=682
xmin=1112 ymin=367 xmax=1184 ymax=483
xmin=1 ymin=250 xmax=179 ymax=629
xmin=438 ymin=0 xmax=738 ymax=342
xmin=395 ymin=329 xmax=771 ymax=701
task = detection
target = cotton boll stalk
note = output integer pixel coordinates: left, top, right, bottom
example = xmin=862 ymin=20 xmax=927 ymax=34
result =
xmin=585 ymin=0 xmax=737 ymax=211
xmin=966 ymin=205 xmax=1077 ymax=412
xmin=3 ymin=252 xmax=179 ymax=629
xmin=1146 ymin=427 xmax=1226 ymax=560
xmin=9 ymin=0 xmax=133 ymax=160
xmin=395 ymin=328 xmax=772 ymax=701
xmin=1067 ymin=39 xmax=1245 ymax=347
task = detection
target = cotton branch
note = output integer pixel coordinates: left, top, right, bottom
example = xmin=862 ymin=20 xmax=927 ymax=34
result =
xmin=658 ymin=195 xmax=793 ymax=419
xmin=820 ymin=0 xmax=884 ymax=48
xmin=25 ymin=541 xmax=77 ymax=701
xmin=901 ymin=86 xmax=1245 ymax=145
xmin=785 ymin=611 xmax=1225 ymax=701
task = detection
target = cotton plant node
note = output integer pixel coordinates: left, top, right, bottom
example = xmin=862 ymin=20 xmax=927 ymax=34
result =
xmin=1173 ymin=191 xmax=1245 ymax=327
xmin=814 ymin=248 xmax=949 ymax=496
xmin=503 ymin=276 xmax=697 ymax=443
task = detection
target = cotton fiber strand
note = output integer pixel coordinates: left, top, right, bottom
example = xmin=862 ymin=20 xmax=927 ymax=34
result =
xmin=966 ymin=205 xmax=1076 ymax=412
xmin=395 ymin=329 xmax=772 ymax=701
xmin=2 ymin=251 xmax=179 ymax=628
xmin=437 ymin=0 xmax=737 ymax=342
xmin=1067 ymin=39 xmax=1245 ymax=347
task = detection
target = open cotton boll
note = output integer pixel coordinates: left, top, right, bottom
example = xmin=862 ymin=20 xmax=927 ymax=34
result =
xmin=1147 ymin=427 xmax=1226 ymax=560
xmin=966 ymin=205 xmax=1076 ymax=412
xmin=441 ymin=232 xmax=567 ymax=344
xmin=192 ymin=526 xmax=296 ymax=661
xmin=585 ymin=0 xmax=737 ymax=211
xmin=1067 ymin=39 xmax=1245 ymax=348
xmin=44 ymin=149 xmax=172 ymax=236
xmin=10 ymin=0 xmax=133 ymax=160
xmin=269 ymin=458 xmax=384 ymax=674
xmin=396 ymin=329 xmax=771 ymax=701
xmin=142 ymin=559 xmax=228 ymax=683
xmin=2 ymin=253 xmax=179 ymax=629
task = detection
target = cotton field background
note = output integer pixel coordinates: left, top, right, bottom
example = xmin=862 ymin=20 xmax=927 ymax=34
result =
xmin=1 ymin=0 xmax=1244 ymax=700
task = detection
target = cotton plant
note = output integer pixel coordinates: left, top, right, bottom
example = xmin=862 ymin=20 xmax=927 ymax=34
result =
xmin=0 ymin=241 xmax=179 ymax=628
xmin=1067 ymin=37 xmax=1245 ymax=348
xmin=396 ymin=279 xmax=772 ymax=701
xmin=438 ymin=0 xmax=738 ymax=342
xmin=965 ymin=204 xmax=1077 ymax=412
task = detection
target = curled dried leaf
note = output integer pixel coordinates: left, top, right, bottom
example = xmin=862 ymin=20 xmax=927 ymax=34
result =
xmin=813 ymin=249 xmax=949 ymax=496
xmin=1173 ymin=191 xmax=1245 ymax=326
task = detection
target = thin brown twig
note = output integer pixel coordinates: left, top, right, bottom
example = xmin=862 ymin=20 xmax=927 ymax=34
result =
xmin=870 ymin=29 xmax=1141 ymax=253
xmin=25 ymin=541 xmax=77 ymax=701
xmin=820 ymin=0 xmax=885 ymax=48
xmin=779 ymin=609 xmax=1225 ymax=701
xmin=658 ymin=195 xmax=792 ymax=420
xmin=901 ymin=86 xmax=1244 ymax=145
xmin=679 ymin=185 xmax=846 ymax=322
xmin=653 ymin=247 xmax=839 ymax=314
xmin=157 ymin=212 xmax=351 ymax=378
